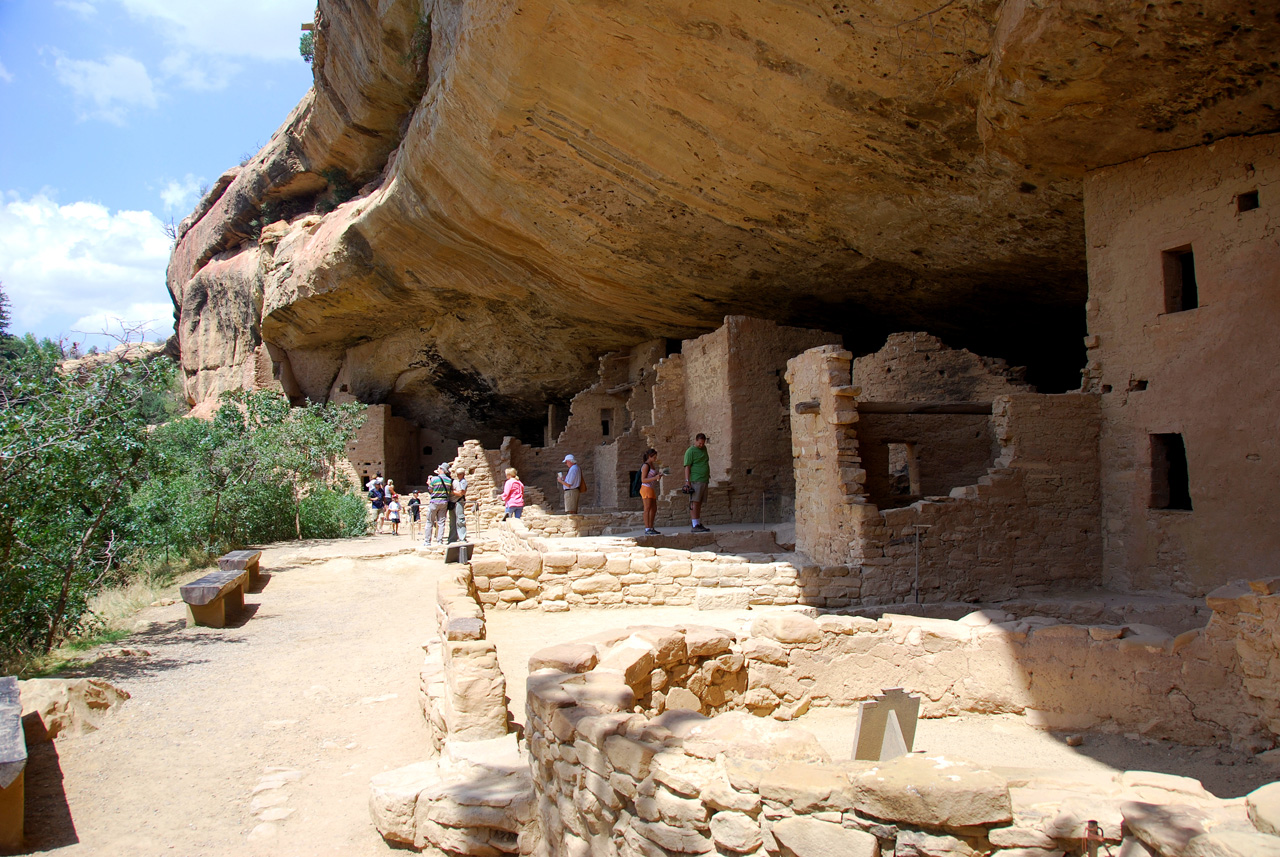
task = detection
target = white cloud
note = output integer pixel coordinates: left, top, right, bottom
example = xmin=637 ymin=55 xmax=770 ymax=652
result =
xmin=159 ymin=174 xmax=204 ymax=211
xmin=0 ymin=60 xmax=13 ymax=84
xmin=116 ymin=0 xmax=318 ymax=63
xmin=158 ymin=51 xmax=241 ymax=92
xmin=70 ymin=302 xmax=174 ymax=342
xmin=53 ymin=53 xmax=157 ymax=124
xmin=56 ymin=1 xmax=98 ymax=17
xmin=0 ymin=191 xmax=174 ymax=345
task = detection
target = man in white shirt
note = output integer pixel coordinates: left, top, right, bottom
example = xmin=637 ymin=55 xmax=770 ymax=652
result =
xmin=557 ymin=454 xmax=583 ymax=514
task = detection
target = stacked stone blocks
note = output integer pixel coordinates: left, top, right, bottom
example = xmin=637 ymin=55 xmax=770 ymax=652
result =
xmin=526 ymin=612 xmax=1280 ymax=856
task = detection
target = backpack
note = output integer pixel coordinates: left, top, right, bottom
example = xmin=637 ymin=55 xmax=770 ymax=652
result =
xmin=629 ymin=469 xmax=642 ymax=498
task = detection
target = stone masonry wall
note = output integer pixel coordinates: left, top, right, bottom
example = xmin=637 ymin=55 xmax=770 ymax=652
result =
xmin=856 ymin=412 xmax=996 ymax=508
xmin=1205 ymin=577 xmax=1280 ymax=740
xmin=1084 ymin=132 xmax=1280 ymax=595
xmin=788 ymin=344 xmax=1102 ymax=601
xmin=852 ymin=331 xmax=1032 ymax=401
xmin=525 ymin=608 xmax=1276 ymax=857
xmin=346 ymin=403 xmax=423 ymax=488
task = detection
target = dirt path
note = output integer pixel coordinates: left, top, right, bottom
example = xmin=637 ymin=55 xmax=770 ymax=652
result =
xmin=21 ymin=536 xmax=1279 ymax=856
xmin=24 ymin=537 xmax=436 ymax=857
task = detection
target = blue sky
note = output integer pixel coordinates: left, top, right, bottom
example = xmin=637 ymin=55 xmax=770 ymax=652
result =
xmin=0 ymin=0 xmax=317 ymax=346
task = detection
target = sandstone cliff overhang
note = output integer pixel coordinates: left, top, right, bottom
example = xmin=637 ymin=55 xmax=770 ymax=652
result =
xmin=167 ymin=0 xmax=1280 ymax=438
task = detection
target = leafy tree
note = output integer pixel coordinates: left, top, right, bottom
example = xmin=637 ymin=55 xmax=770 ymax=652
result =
xmin=0 ymin=345 xmax=175 ymax=655
xmin=131 ymin=390 xmax=367 ymax=554
xmin=0 ymin=282 xmax=10 ymax=339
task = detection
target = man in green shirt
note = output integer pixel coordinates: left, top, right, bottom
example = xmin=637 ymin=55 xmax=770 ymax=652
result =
xmin=683 ymin=433 xmax=711 ymax=533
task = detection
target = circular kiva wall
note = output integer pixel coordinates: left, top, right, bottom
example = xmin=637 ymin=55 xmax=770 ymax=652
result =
xmin=524 ymin=610 xmax=1274 ymax=856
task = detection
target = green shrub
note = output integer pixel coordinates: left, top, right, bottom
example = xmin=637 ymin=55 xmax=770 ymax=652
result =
xmin=300 ymin=488 xmax=370 ymax=539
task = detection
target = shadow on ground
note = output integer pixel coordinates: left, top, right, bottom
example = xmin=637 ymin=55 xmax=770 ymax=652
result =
xmin=20 ymin=741 xmax=76 ymax=853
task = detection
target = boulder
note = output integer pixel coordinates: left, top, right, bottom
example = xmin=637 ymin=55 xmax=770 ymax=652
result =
xmin=19 ymin=678 xmax=129 ymax=742
xmin=1249 ymin=783 xmax=1280 ymax=837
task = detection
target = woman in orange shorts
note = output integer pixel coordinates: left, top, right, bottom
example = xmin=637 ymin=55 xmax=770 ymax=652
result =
xmin=640 ymin=448 xmax=661 ymax=535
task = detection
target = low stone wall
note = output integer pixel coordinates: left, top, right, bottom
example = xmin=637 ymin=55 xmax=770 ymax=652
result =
xmin=1207 ymin=577 xmax=1280 ymax=739
xmin=468 ymin=522 xmax=878 ymax=612
xmin=526 ymin=616 xmax=1280 ymax=856
xmin=420 ymin=568 xmax=511 ymax=750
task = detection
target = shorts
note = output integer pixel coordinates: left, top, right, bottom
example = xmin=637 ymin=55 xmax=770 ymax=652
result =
xmin=506 ymin=506 xmax=523 ymax=519
xmin=689 ymin=482 xmax=708 ymax=503
xmin=639 ymin=484 xmax=656 ymax=500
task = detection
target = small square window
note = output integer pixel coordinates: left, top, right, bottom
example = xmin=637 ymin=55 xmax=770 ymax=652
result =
xmin=1238 ymin=190 xmax=1260 ymax=212
xmin=1162 ymin=247 xmax=1198 ymax=313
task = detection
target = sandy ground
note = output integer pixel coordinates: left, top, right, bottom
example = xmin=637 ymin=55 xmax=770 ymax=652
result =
xmin=20 ymin=536 xmax=1280 ymax=856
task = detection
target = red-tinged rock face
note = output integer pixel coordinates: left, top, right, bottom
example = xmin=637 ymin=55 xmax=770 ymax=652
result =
xmin=167 ymin=0 xmax=1280 ymax=439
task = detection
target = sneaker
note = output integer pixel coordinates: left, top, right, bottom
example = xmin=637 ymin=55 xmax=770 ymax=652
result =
xmin=691 ymin=524 xmax=711 ymax=533
xmin=644 ymin=528 xmax=660 ymax=536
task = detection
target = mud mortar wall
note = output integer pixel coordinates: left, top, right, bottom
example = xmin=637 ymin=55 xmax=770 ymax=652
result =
xmin=1084 ymin=132 xmax=1280 ymax=596
xmin=788 ymin=345 xmax=1102 ymax=601
xmin=525 ymin=606 xmax=1274 ymax=856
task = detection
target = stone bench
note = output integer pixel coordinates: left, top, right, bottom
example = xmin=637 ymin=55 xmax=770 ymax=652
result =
xmin=217 ymin=549 xmax=263 ymax=588
xmin=0 ymin=676 xmax=26 ymax=852
xmin=180 ymin=567 xmax=249 ymax=628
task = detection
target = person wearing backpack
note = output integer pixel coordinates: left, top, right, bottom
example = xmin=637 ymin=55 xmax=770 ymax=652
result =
xmin=367 ymin=475 xmax=386 ymax=530
xmin=424 ymin=464 xmax=452 ymax=545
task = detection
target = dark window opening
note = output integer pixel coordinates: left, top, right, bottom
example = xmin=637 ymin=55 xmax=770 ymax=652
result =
xmin=628 ymin=470 xmax=641 ymax=498
xmin=1101 ymin=384 xmax=1113 ymax=394
xmin=1151 ymin=433 xmax=1192 ymax=511
xmin=422 ymin=445 xmax=432 ymax=456
xmin=1128 ymin=379 xmax=1148 ymax=392
xmin=1162 ymin=247 xmax=1199 ymax=313
xmin=886 ymin=442 xmax=920 ymax=498
xmin=1238 ymin=190 xmax=1260 ymax=212
xmin=339 ymin=384 xmax=350 ymax=392
xmin=600 ymin=408 xmax=613 ymax=437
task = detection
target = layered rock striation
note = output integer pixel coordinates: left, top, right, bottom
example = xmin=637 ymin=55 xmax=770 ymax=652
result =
xmin=168 ymin=0 xmax=1280 ymax=439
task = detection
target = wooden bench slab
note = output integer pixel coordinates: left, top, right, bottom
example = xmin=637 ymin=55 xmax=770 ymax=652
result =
xmin=180 ymin=568 xmax=249 ymax=628
xmin=0 ymin=676 xmax=26 ymax=851
xmin=217 ymin=549 xmax=263 ymax=586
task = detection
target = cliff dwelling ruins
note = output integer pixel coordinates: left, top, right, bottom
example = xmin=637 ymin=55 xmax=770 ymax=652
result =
xmin=141 ymin=0 xmax=1280 ymax=855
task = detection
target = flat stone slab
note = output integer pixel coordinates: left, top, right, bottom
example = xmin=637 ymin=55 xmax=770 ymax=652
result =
xmin=772 ymin=817 xmax=879 ymax=857
xmin=850 ymin=753 xmax=1012 ymax=830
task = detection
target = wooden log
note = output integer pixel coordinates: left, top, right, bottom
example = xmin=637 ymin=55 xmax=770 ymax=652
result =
xmin=218 ymin=550 xmax=262 ymax=585
xmin=855 ymin=401 xmax=992 ymax=415
xmin=180 ymin=568 xmax=248 ymax=607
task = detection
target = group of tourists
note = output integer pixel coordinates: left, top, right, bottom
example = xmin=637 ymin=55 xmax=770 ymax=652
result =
xmin=365 ymin=476 xmax=408 ymax=535
xmin=366 ymin=465 xmax=469 ymax=544
xmin=422 ymin=463 xmax=468 ymax=546
xmin=366 ymin=431 xmax=711 ymax=542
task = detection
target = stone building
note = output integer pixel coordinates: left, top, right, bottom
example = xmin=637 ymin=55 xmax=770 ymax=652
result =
xmin=502 ymin=317 xmax=838 ymax=525
xmin=787 ymin=335 xmax=1102 ymax=603
xmin=1083 ymin=132 xmax=1280 ymax=596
